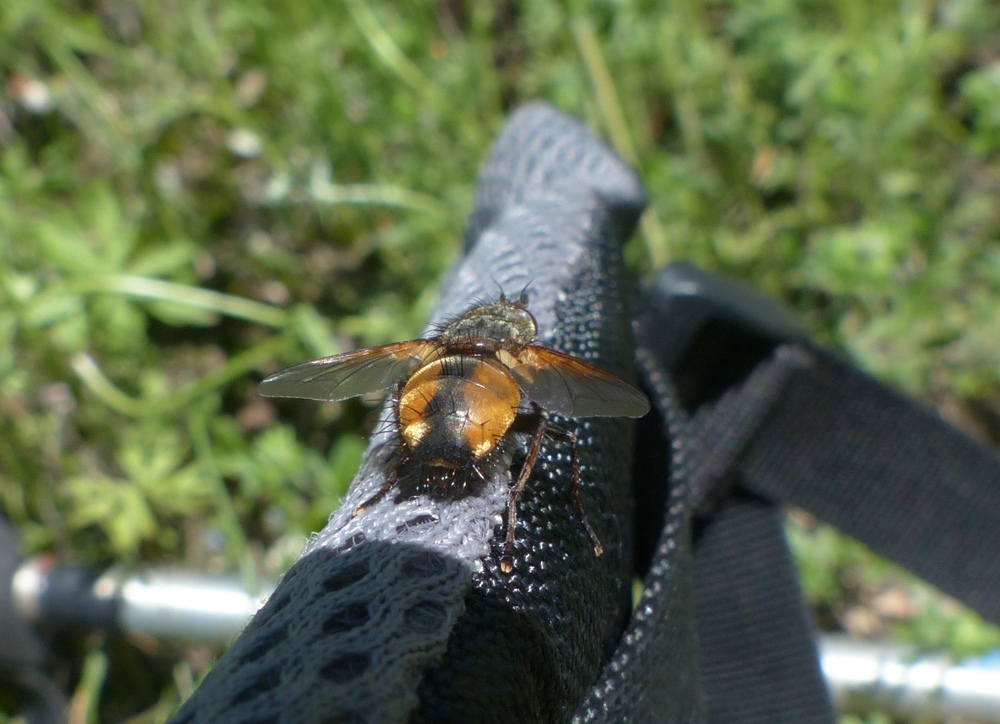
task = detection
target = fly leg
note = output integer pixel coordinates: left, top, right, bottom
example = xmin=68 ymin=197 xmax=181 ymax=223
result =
xmin=545 ymin=425 xmax=604 ymax=557
xmin=353 ymin=465 xmax=400 ymax=516
xmin=351 ymin=468 xmax=399 ymax=518
xmin=501 ymin=414 xmax=548 ymax=574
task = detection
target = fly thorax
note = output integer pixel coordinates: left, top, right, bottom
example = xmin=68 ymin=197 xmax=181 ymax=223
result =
xmin=439 ymin=299 xmax=537 ymax=353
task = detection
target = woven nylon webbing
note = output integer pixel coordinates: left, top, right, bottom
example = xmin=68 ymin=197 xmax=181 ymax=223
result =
xmin=739 ymin=343 xmax=1000 ymax=624
xmin=693 ymin=496 xmax=835 ymax=724
xmin=629 ymin=268 xmax=1000 ymax=722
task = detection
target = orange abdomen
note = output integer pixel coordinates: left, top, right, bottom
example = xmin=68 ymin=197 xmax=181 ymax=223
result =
xmin=397 ymin=355 xmax=520 ymax=459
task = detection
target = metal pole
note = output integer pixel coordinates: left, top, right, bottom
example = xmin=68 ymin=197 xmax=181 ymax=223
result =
xmin=821 ymin=635 xmax=1000 ymax=722
xmin=13 ymin=558 xmax=1000 ymax=720
xmin=12 ymin=557 xmax=272 ymax=644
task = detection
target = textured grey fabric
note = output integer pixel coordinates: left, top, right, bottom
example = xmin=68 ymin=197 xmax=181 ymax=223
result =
xmin=572 ymin=345 xmax=702 ymax=724
xmin=171 ymin=103 xmax=647 ymax=724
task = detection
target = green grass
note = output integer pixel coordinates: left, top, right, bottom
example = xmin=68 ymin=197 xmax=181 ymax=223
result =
xmin=2 ymin=0 xmax=1000 ymax=720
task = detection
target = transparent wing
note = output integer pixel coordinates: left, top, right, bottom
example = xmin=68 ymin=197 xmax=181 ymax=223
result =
xmin=259 ymin=340 xmax=437 ymax=402
xmin=510 ymin=346 xmax=650 ymax=418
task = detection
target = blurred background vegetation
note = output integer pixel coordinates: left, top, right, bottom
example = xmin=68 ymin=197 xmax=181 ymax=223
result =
xmin=1 ymin=0 xmax=1000 ymax=721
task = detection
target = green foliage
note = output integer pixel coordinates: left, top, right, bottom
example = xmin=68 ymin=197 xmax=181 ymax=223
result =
xmin=1 ymin=0 xmax=999 ymax=719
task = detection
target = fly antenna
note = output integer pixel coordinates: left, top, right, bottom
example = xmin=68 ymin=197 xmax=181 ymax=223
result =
xmin=517 ymin=279 xmax=533 ymax=306
xmin=490 ymin=277 xmax=507 ymax=302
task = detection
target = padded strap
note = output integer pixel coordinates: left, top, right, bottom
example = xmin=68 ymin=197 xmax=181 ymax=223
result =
xmin=573 ymin=351 xmax=703 ymax=723
xmin=172 ymin=102 xmax=648 ymax=724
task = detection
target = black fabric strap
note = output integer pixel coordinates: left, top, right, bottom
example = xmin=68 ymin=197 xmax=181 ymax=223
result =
xmin=738 ymin=343 xmax=1000 ymax=625
xmin=627 ymin=281 xmax=836 ymax=724
xmin=693 ymin=495 xmax=835 ymax=724
xmin=678 ymin=339 xmax=1000 ymax=722
xmin=625 ymin=265 xmax=1000 ymax=723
